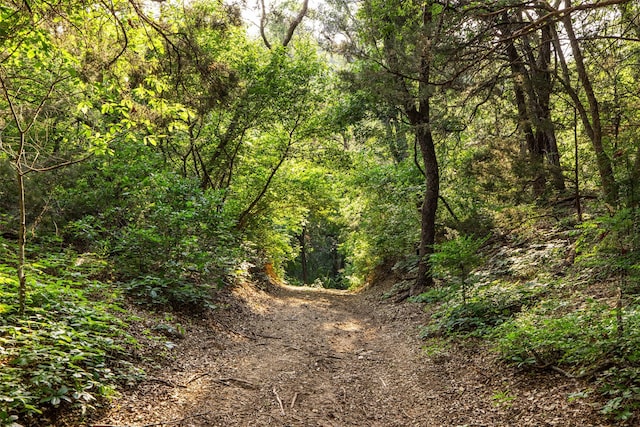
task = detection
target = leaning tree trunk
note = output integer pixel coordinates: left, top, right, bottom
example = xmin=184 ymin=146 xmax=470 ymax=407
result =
xmin=561 ymin=2 xmax=618 ymax=205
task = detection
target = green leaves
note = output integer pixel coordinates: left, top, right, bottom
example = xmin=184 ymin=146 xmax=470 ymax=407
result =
xmin=0 ymin=250 xmax=134 ymax=425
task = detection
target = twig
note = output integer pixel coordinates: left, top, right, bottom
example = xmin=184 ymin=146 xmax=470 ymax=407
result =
xmin=273 ymin=387 xmax=285 ymax=416
xmin=252 ymin=332 xmax=282 ymax=340
xmin=379 ymin=376 xmax=387 ymax=388
xmin=550 ymin=361 xmax=614 ymax=380
xmin=290 ymin=392 xmax=299 ymax=409
xmin=144 ymin=377 xmax=186 ymax=388
xmin=184 ymin=371 xmax=212 ymax=385
xmin=550 ymin=365 xmax=575 ymax=378
xmin=226 ymin=328 xmax=254 ymax=340
xmin=139 ymin=411 xmax=212 ymax=427
xmin=215 ymin=377 xmax=258 ymax=390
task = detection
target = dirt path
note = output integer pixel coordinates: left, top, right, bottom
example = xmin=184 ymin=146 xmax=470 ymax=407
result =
xmin=92 ymin=282 xmax=611 ymax=427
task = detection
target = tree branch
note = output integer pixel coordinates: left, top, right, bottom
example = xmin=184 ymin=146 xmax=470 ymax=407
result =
xmin=260 ymin=0 xmax=272 ymax=49
xmin=283 ymin=0 xmax=309 ymax=47
xmin=24 ymin=153 xmax=93 ymax=174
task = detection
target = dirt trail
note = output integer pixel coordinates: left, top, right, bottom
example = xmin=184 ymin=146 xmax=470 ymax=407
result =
xmin=93 ymin=282 xmax=610 ymax=427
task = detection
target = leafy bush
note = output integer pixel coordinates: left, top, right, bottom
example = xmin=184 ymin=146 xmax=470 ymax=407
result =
xmin=599 ymin=366 xmax=640 ymax=421
xmin=108 ymin=172 xmax=238 ymax=278
xmin=576 ymin=208 xmax=640 ymax=292
xmin=0 ymin=250 xmax=137 ymax=426
xmin=495 ymin=300 xmax=640 ymax=421
xmin=59 ymin=169 xmax=239 ymax=309
xmin=410 ymin=286 xmax=454 ymax=304
xmin=430 ymin=234 xmax=488 ymax=305
xmin=123 ymin=275 xmax=217 ymax=310
xmin=421 ymin=280 xmax=545 ymax=338
xmin=494 ymin=301 xmax=620 ymax=368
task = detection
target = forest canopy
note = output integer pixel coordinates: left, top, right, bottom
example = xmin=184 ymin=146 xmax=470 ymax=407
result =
xmin=1 ymin=0 xmax=640 ymax=424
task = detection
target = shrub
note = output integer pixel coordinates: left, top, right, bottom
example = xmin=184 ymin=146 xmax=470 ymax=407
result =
xmin=0 ymin=252 xmax=137 ymax=426
xmin=495 ymin=300 xmax=640 ymax=421
xmin=430 ymin=234 xmax=488 ymax=305
xmin=122 ymin=275 xmax=217 ymax=310
xmin=576 ymin=208 xmax=640 ymax=292
xmin=421 ymin=280 xmax=545 ymax=338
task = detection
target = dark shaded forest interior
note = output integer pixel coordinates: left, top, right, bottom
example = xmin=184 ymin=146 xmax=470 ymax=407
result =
xmin=1 ymin=0 xmax=640 ymax=425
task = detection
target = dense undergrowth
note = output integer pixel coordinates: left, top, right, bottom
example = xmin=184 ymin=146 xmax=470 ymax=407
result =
xmin=414 ymin=206 xmax=640 ymax=422
xmin=0 ymin=235 xmax=215 ymax=427
xmin=0 ymin=242 xmax=130 ymax=426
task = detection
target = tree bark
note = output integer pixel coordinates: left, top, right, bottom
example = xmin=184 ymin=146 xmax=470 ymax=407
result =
xmin=17 ymin=154 xmax=27 ymax=315
xmin=503 ymin=32 xmax=545 ymax=194
xmin=410 ymin=3 xmax=439 ymax=294
xmin=561 ymin=1 xmax=618 ymax=205
xmin=413 ymin=124 xmax=439 ymax=294
xmin=501 ymin=13 xmax=565 ymax=195
xmin=535 ymin=22 xmax=565 ymax=191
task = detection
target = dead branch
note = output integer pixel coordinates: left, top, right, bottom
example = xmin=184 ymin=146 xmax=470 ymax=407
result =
xmin=139 ymin=411 xmax=212 ymax=427
xmin=184 ymin=371 xmax=212 ymax=385
xmin=252 ymin=332 xmax=283 ymax=340
xmin=214 ymin=377 xmax=259 ymax=390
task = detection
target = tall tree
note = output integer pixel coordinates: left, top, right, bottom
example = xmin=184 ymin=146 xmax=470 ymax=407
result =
xmin=550 ymin=0 xmax=622 ymax=205
xmin=351 ymin=0 xmax=453 ymax=293
xmin=498 ymin=8 xmax=565 ymax=194
xmin=0 ymin=1 xmax=121 ymax=312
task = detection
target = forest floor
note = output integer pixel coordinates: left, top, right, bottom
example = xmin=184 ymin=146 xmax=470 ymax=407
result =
xmin=85 ymin=272 xmax=614 ymax=427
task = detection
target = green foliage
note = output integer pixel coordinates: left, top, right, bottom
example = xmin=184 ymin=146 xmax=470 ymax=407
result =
xmin=421 ymin=280 xmax=546 ymax=338
xmin=495 ymin=300 xmax=640 ymax=420
xmin=340 ymin=159 xmax=422 ymax=286
xmin=576 ymin=208 xmax=640 ymax=291
xmin=105 ymin=172 xmax=237 ymax=308
xmin=123 ymin=276 xmax=216 ymax=310
xmin=430 ymin=234 xmax=488 ymax=305
xmin=55 ymin=147 xmax=239 ymax=309
xmin=0 ymin=248 xmax=136 ymax=426
xmin=599 ymin=366 xmax=640 ymax=421
xmin=409 ymin=286 xmax=453 ymax=304
xmin=491 ymin=389 xmax=516 ymax=407
xmin=495 ymin=301 xmax=618 ymax=368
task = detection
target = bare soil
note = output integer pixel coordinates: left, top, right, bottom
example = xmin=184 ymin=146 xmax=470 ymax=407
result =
xmin=88 ymin=277 xmax=614 ymax=427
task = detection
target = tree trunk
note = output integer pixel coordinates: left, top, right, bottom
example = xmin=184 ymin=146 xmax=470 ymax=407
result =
xmin=377 ymin=0 xmax=440 ymax=294
xmin=536 ymin=22 xmax=565 ymax=191
xmin=561 ymin=2 xmax=618 ymax=205
xmin=17 ymin=166 xmax=27 ymax=315
xmin=413 ymin=125 xmax=439 ymax=294
xmin=298 ymin=227 xmax=308 ymax=284
xmin=502 ymin=15 xmax=565 ymax=195
xmin=410 ymin=2 xmax=439 ymax=295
